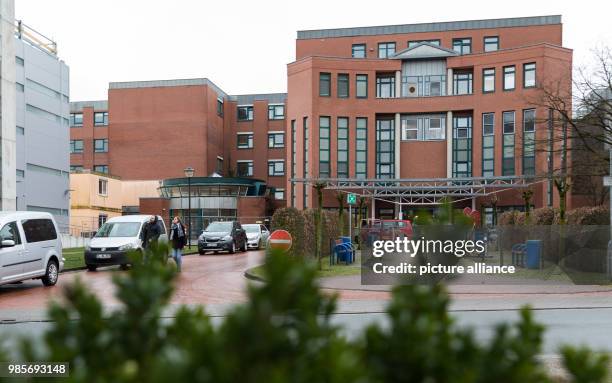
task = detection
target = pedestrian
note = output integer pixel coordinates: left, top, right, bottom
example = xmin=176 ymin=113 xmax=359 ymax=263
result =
xmin=170 ymin=216 xmax=186 ymax=272
xmin=140 ymin=215 xmax=162 ymax=250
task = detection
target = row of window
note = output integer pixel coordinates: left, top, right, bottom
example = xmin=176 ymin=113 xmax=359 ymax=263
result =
xmin=237 ymin=104 xmax=285 ymax=121
xmin=351 ymin=36 xmax=500 ymax=59
xmin=320 ymin=73 xmax=369 ymax=98
xmin=70 ymin=112 xmax=108 ymax=127
xmin=316 ymin=116 xmax=369 ymax=179
xmin=235 ymin=160 xmax=285 ymax=177
xmin=237 ymin=132 xmax=285 ymax=149
xmin=70 ymin=139 xmax=109 ymax=153
xmin=70 ymin=165 xmax=109 ymax=174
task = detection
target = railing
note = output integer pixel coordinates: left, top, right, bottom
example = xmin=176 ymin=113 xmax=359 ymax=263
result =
xmin=14 ymin=20 xmax=58 ymax=56
xmin=401 ymin=75 xmax=446 ymax=97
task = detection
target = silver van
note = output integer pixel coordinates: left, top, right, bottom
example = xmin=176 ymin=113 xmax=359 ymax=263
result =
xmin=0 ymin=212 xmax=64 ymax=287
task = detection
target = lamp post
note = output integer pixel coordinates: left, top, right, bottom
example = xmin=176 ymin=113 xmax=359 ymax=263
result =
xmin=184 ymin=167 xmax=195 ymax=247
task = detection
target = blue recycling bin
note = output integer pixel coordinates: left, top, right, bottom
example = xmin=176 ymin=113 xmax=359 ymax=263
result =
xmin=340 ymin=236 xmax=351 ymax=244
xmin=525 ymin=240 xmax=542 ymax=269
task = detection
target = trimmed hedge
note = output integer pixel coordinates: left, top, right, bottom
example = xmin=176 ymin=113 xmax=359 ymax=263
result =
xmin=271 ymin=208 xmax=340 ymax=257
xmin=271 ymin=207 xmax=305 ymax=257
xmin=498 ymin=206 xmax=609 ymax=226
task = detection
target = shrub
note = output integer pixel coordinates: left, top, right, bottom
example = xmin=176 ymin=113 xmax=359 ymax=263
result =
xmin=565 ymin=206 xmax=610 ymax=225
xmin=531 ymin=207 xmax=558 ymax=225
xmin=322 ymin=210 xmax=340 ymax=256
xmin=271 ymin=207 xmax=305 ymax=257
xmin=498 ymin=210 xmax=521 ymax=225
xmin=302 ymin=209 xmax=316 ymax=257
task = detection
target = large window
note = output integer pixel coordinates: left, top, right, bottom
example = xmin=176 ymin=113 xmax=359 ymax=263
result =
xmin=376 ymin=118 xmax=395 ymax=179
xmin=268 ymin=104 xmax=285 ymax=120
xmin=502 ymin=111 xmax=515 ymax=176
xmin=484 ymin=36 xmax=499 ymax=52
xmin=355 ymin=118 xmax=368 ymax=179
xmin=376 ymin=75 xmax=395 ymax=98
xmin=337 ymin=117 xmax=349 ymax=178
xmin=408 ymin=39 xmax=440 ymax=48
xmin=523 ymin=109 xmax=536 ymax=175
xmin=452 ymin=116 xmax=473 ymax=177
xmin=94 ymin=112 xmax=108 ymax=126
xmin=337 ymin=74 xmax=349 ymax=98
xmin=70 ymin=113 xmax=83 ymax=127
xmin=319 ymin=116 xmax=331 ymax=178
xmin=503 ymin=66 xmax=516 ymax=91
xmin=319 ymin=73 xmax=331 ymax=96
xmin=352 ymin=44 xmax=366 ymax=58
xmin=482 ymin=68 xmax=495 ymax=93
xmin=523 ymin=63 xmax=536 ymax=88
xmin=400 ymin=115 xmax=446 ymax=141
xmin=378 ymin=42 xmax=396 ymax=58
xmin=237 ymin=105 xmax=253 ymax=121
xmin=356 ymin=74 xmax=368 ymax=98
xmin=70 ymin=139 xmax=83 ymax=154
xmin=94 ymin=165 xmax=108 ymax=174
xmin=268 ymin=160 xmax=285 ymax=177
xmin=237 ymin=133 xmax=253 ymax=149
xmin=452 ymin=38 xmax=471 ymax=55
xmin=237 ymin=161 xmax=253 ymax=177
xmin=303 ymin=117 xmax=309 ymax=207
xmin=482 ymin=113 xmax=495 ymax=177
xmin=453 ymin=72 xmax=473 ymax=95
xmin=268 ymin=132 xmax=284 ymax=148
xmin=94 ymin=139 xmax=108 ymax=153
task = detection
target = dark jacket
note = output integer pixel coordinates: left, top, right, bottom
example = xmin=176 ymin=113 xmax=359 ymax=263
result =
xmin=170 ymin=222 xmax=186 ymax=250
xmin=141 ymin=217 xmax=162 ymax=248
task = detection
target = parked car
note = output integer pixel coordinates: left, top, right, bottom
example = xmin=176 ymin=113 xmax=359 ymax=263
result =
xmin=84 ymin=215 xmax=167 ymax=271
xmin=242 ymin=223 xmax=270 ymax=250
xmin=0 ymin=212 xmax=64 ymax=287
xmin=198 ymin=221 xmax=247 ymax=255
xmin=380 ymin=219 xmax=413 ymax=240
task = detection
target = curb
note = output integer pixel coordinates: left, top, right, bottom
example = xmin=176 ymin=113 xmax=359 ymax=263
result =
xmin=244 ymin=268 xmax=265 ymax=282
xmin=61 ymin=250 xmax=200 ymax=274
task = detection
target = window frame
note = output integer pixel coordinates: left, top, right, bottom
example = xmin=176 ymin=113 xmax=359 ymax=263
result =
xmin=237 ymin=105 xmax=254 ymax=121
xmin=70 ymin=113 xmax=83 ymax=127
xmin=503 ymin=65 xmax=516 ymax=91
xmin=236 ymin=161 xmax=254 ymax=177
xmin=319 ymin=116 xmax=331 ymax=178
xmin=337 ymin=117 xmax=349 ymax=178
xmin=98 ymin=178 xmax=108 ymax=196
xmin=337 ymin=73 xmax=350 ymax=98
xmin=452 ymin=38 xmax=472 ymax=55
xmin=267 ymin=160 xmax=285 ymax=177
xmin=70 ymin=139 xmax=84 ymax=154
xmin=237 ymin=133 xmax=254 ymax=149
xmin=319 ymin=72 xmax=331 ymax=97
xmin=482 ymin=113 xmax=495 ymax=177
xmin=523 ymin=62 xmax=536 ymax=88
xmin=482 ymin=68 xmax=495 ymax=93
xmin=93 ymin=165 xmax=109 ymax=174
xmin=268 ymin=104 xmax=285 ymax=120
xmin=453 ymin=72 xmax=473 ymax=95
xmin=483 ymin=36 xmax=499 ymax=52
xmin=378 ymin=42 xmax=396 ymax=58
xmin=94 ymin=138 xmax=108 ymax=153
xmin=407 ymin=39 xmax=441 ymax=48
xmin=352 ymin=44 xmax=366 ymax=58
xmin=355 ymin=117 xmax=368 ymax=179
xmin=268 ymin=132 xmax=285 ymax=148
xmin=273 ymin=188 xmax=285 ymax=200
xmin=94 ymin=111 xmax=108 ymax=126
xmin=356 ymin=74 xmax=368 ymax=98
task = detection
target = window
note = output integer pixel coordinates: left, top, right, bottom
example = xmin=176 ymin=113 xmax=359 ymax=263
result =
xmin=482 ymin=113 xmax=495 ymax=177
xmin=237 ymin=105 xmax=254 ymax=121
xmin=94 ymin=139 xmax=108 ymax=153
xmin=482 ymin=68 xmax=495 ymax=93
xmin=502 ymin=111 xmax=515 ymax=176
xmin=237 ymin=133 xmax=254 ymax=149
xmin=268 ymin=132 xmax=284 ymax=148
xmin=523 ymin=109 xmax=536 ymax=175
xmin=337 ymin=117 xmax=349 ymax=178
xmin=376 ymin=75 xmax=395 ymax=98
xmin=237 ymin=161 xmax=253 ymax=177
xmin=268 ymin=160 xmax=285 ymax=176
xmin=319 ymin=73 xmax=331 ymax=96
xmin=352 ymin=44 xmax=366 ymax=58
xmin=401 ymin=115 xmax=446 ymax=141
xmin=268 ymin=104 xmax=285 ymax=120
xmin=291 ymin=120 xmax=297 ymax=207
xmin=216 ymin=157 xmax=223 ymax=175
xmin=523 ymin=63 xmax=536 ymax=88
xmin=376 ymin=118 xmax=395 ymax=179
xmin=98 ymin=214 xmax=108 ymax=228
xmin=70 ymin=165 xmax=84 ymax=172
xmin=0 ymin=222 xmax=21 ymax=245
xmin=274 ymin=188 xmax=285 ymax=200
xmin=319 ymin=116 xmax=331 ymax=178
xmin=452 ymin=116 xmax=473 ymax=177
xmin=98 ymin=179 xmax=108 ymax=195
xmin=94 ymin=112 xmax=108 ymax=126
xmin=70 ymin=140 xmax=84 ymax=154
xmin=484 ymin=36 xmax=499 ymax=52
xmin=303 ymin=117 xmax=309 ymax=207
xmin=503 ymin=111 xmax=515 ymax=134
xmin=70 ymin=113 xmax=83 ymax=126
xmin=20 ymin=219 xmax=57 ymax=243
xmin=93 ymin=165 xmax=108 ymax=174
xmin=217 ymin=98 xmax=224 ymax=116
xmin=453 ymin=72 xmax=473 ymax=95
xmin=356 ymin=74 xmax=368 ymax=98
xmin=378 ymin=42 xmax=396 ymax=58
xmin=16 ymin=82 xmax=24 ymax=92
xmin=503 ymin=66 xmax=516 ymax=91
xmin=355 ymin=118 xmax=368 ymax=179
xmin=337 ymin=74 xmax=349 ymax=98
xmin=408 ymin=39 xmax=441 ymax=48
xmin=452 ymin=38 xmax=471 ymax=54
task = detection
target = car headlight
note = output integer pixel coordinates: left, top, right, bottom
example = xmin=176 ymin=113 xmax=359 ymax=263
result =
xmin=119 ymin=243 xmax=136 ymax=251
xmin=222 ymin=235 xmax=232 ymax=241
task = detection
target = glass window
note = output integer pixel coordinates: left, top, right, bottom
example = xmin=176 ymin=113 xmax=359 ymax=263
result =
xmin=355 ymin=117 xmax=368 ymax=179
xmin=503 ymin=66 xmax=516 ymax=91
xmin=268 ymin=104 xmax=285 ymax=120
xmin=268 ymin=132 xmax=284 ymax=148
xmin=408 ymin=39 xmax=441 ymax=48
xmin=482 ymin=113 xmax=495 ymax=136
xmin=337 ymin=74 xmax=349 ymax=98
xmin=98 ymin=179 xmax=108 ymax=195
xmin=337 ymin=117 xmax=349 ymax=178
xmin=503 ymin=111 xmax=515 ymax=134
xmin=502 ymin=111 xmax=515 ymax=176
xmin=303 ymin=117 xmax=309 ymax=207
xmin=401 ymin=118 xmax=418 ymax=140
xmin=484 ymin=36 xmax=499 ymax=52
xmin=378 ymin=42 xmax=396 ymax=58
xmin=94 ymin=139 xmax=108 ymax=153
xmin=268 ymin=160 xmax=285 ymax=176
xmin=356 ymin=74 xmax=368 ymax=98
xmin=94 ymin=165 xmax=109 ymax=174
xmin=376 ymin=118 xmax=395 ymax=179
xmin=274 ymin=189 xmax=285 ymax=200
xmin=523 ymin=63 xmax=536 ymax=88
xmin=452 ymin=38 xmax=472 ymax=54
xmin=217 ymin=98 xmax=224 ymax=116
xmin=453 ymin=72 xmax=473 ymax=95
xmin=319 ymin=73 xmax=331 ymax=96
xmin=70 ymin=140 xmax=84 ymax=154
xmin=482 ymin=113 xmax=495 ymax=177
xmin=352 ymin=44 xmax=366 ymax=58
xmin=452 ymin=116 xmax=473 ymax=177
xmin=400 ymin=115 xmax=448 ymax=141
xmin=70 ymin=165 xmax=84 ymax=172
xmin=94 ymin=112 xmax=108 ymax=126
xmin=70 ymin=113 xmax=83 ymax=126
xmin=237 ymin=133 xmax=253 ymax=149
xmin=523 ymin=109 xmax=536 ymax=175
xmin=376 ymin=75 xmax=395 ymax=98
xmin=482 ymin=68 xmax=495 ymax=93
xmin=319 ymin=116 xmax=331 ymax=178
xmin=237 ymin=161 xmax=253 ymax=177
xmin=291 ymin=120 xmax=296 ymax=207
xmin=0 ymin=222 xmax=21 ymax=244
xmin=21 ymin=219 xmax=57 ymax=243
xmin=237 ymin=106 xmax=253 ymax=121
xmin=98 ymin=214 xmax=108 ymax=228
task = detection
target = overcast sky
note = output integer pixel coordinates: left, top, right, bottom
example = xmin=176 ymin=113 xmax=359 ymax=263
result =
xmin=15 ymin=0 xmax=612 ymax=101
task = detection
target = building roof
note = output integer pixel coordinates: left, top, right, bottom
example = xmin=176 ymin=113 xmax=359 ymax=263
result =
xmin=109 ymin=78 xmax=229 ymax=98
xmin=391 ymin=42 xmax=458 ymax=60
xmin=70 ymin=100 xmax=108 ymax=112
xmin=297 ymin=15 xmax=561 ymax=40
xmin=229 ymin=93 xmax=287 ymax=104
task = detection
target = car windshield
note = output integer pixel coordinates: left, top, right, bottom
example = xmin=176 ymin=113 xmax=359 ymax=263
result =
xmin=95 ymin=222 xmax=142 ymax=238
xmin=205 ymin=222 xmax=232 ymax=232
xmin=242 ymin=224 xmax=260 ymax=233
xmin=382 ymin=221 xmax=396 ymax=228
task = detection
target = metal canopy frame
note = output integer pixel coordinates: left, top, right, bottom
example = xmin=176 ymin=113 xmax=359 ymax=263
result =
xmin=290 ymin=176 xmax=542 ymax=205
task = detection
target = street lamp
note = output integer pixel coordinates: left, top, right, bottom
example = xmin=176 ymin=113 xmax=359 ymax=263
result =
xmin=184 ymin=167 xmax=195 ymax=247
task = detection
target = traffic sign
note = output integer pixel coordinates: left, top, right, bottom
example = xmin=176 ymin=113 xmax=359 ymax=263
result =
xmin=268 ymin=230 xmax=293 ymax=252
xmin=347 ymin=193 xmax=357 ymax=205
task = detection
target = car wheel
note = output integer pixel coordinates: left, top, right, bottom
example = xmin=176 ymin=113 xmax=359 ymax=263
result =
xmin=229 ymin=242 xmax=236 ymax=254
xmin=87 ymin=265 xmax=97 ymax=272
xmin=240 ymin=240 xmax=247 ymax=252
xmin=198 ymin=250 xmax=205 ymax=255
xmin=42 ymin=260 xmax=59 ymax=286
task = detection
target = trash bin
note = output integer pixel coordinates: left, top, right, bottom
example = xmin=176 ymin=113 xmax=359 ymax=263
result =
xmin=525 ymin=240 xmax=542 ymax=269
xmin=340 ymin=236 xmax=351 ymax=244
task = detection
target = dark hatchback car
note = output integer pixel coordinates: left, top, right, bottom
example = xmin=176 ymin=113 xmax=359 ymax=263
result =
xmin=198 ymin=221 xmax=247 ymax=255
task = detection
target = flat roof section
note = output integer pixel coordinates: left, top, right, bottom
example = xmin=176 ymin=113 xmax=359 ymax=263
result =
xmin=109 ymin=78 xmax=229 ymax=98
xmin=70 ymin=100 xmax=108 ymax=112
xmin=297 ymin=15 xmax=561 ymax=40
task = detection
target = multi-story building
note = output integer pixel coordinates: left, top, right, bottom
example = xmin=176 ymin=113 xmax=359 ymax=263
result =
xmin=287 ymin=15 xmax=572 ymax=221
xmin=1 ymin=0 xmax=70 ymax=227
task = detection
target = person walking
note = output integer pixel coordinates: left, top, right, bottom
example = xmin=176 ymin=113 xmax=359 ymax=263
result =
xmin=140 ymin=215 xmax=162 ymax=250
xmin=170 ymin=216 xmax=186 ymax=272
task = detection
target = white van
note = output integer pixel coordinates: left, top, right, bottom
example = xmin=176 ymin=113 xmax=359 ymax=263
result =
xmin=85 ymin=215 xmax=167 ymax=271
xmin=0 ymin=212 xmax=64 ymax=287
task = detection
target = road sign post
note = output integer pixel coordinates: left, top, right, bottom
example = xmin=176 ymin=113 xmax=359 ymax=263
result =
xmin=347 ymin=193 xmax=357 ymax=243
xmin=268 ymin=230 xmax=293 ymax=253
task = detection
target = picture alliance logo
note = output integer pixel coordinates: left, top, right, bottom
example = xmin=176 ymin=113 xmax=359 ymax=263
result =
xmin=372 ymin=237 xmax=487 ymax=258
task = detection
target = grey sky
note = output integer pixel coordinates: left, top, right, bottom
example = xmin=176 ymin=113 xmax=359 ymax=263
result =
xmin=16 ymin=0 xmax=612 ymax=101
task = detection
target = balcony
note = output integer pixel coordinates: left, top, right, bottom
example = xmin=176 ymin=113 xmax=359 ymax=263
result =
xmin=401 ymin=75 xmax=447 ymax=97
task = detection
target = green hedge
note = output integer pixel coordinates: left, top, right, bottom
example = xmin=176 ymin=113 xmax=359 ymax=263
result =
xmin=498 ymin=206 xmax=609 ymax=226
xmin=272 ymin=208 xmax=340 ymax=257
xmin=270 ymin=207 xmax=305 ymax=257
